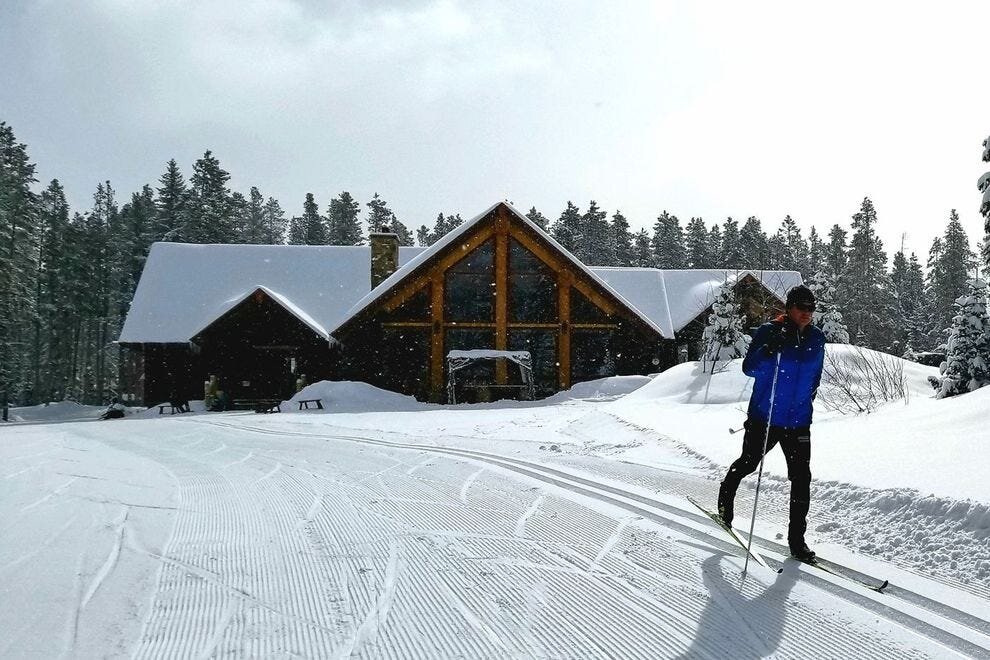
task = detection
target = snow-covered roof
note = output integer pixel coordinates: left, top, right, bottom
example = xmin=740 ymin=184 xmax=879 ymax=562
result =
xmin=119 ymin=229 xmax=801 ymax=345
xmin=659 ymin=269 xmax=803 ymax=332
xmin=335 ymin=201 xmax=669 ymax=337
xmin=119 ymin=242 xmax=426 ymax=344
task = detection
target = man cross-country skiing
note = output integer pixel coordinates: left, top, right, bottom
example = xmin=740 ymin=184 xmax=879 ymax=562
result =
xmin=717 ymin=284 xmax=826 ymax=562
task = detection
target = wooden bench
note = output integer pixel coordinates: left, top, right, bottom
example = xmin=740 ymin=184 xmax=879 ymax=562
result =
xmin=231 ymin=399 xmax=281 ymax=413
xmin=297 ymin=398 xmax=323 ymax=410
xmin=158 ymin=403 xmax=188 ymax=415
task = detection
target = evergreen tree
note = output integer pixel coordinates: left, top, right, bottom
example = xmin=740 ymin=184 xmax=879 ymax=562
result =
xmin=903 ymin=252 xmax=927 ymax=351
xmin=925 ymin=210 xmax=976 ymax=347
xmin=154 ymin=158 xmax=187 ymax=242
xmin=740 ymin=216 xmax=768 ymax=269
xmin=365 ymin=193 xmax=412 ymax=245
xmin=229 ymin=191 xmax=248 ymax=238
xmin=766 ymin=230 xmax=787 ymax=270
xmin=631 ymin=228 xmax=653 ymax=267
xmin=35 ymin=180 xmax=70 ymax=401
xmin=685 ymin=217 xmax=711 ymax=268
xmin=720 ymin=217 xmax=744 ymax=269
xmin=779 ymin=215 xmax=809 ymax=276
xmin=287 ymin=216 xmax=306 ymax=245
xmin=929 ymin=279 xmax=990 ymax=398
xmin=299 ymin=193 xmax=328 ymax=245
xmin=526 ymin=206 xmax=549 ymax=231
xmin=327 ymin=191 xmax=363 ymax=245
xmin=652 ymin=210 xmax=686 ymax=269
xmin=242 ymin=187 xmax=267 ymax=244
xmin=186 ymin=150 xmax=235 ymax=243
xmin=807 ymin=270 xmax=850 ymax=343
xmin=262 ymin=197 xmax=287 ymax=244
xmin=418 ymin=212 xmax=464 ymax=246
xmin=823 ymin=224 xmax=848 ymax=286
xmin=838 ymin=197 xmax=895 ymax=350
xmin=610 ymin=211 xmax=633 ymax=266
xmin=579 ymin=200 xmax=611 ymax=265
xmin=550 ymin=201 xmax=582 ymax=253
xmin=979 ymin=135 xmax=990 ymax=273
xmin=701 ymin=280 xmax=750 ymax=370
xmin=807 ymin=226 xmax=825 ymax=276
xmin=707 ymin=224 xmax=722 ymax=268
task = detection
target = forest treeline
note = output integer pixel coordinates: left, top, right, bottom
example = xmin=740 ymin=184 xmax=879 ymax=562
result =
xmin=1 ymin=121 xmax=987 ymax=406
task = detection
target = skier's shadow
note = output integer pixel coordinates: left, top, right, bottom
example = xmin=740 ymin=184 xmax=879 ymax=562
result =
xmin=676 ymin=541 xmax=799 ymax=660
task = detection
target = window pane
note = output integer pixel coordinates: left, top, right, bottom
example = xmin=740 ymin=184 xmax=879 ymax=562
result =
xmin=381 ymin=287 xmax=430 ymax=322
xmin=571 ymin=287 xmax=610 ymax=324
xmin=509 ymin=329 xmax=558 ymax=397
xmin=445 ymin=240 xmax=494 ymax=322
xmin=446 ymin=328 xmax=495 ymax=400
xmin=509 ymin=239 xmax=557 ymax=323
xmin=571 ymin=329 xmax=615 ymax=383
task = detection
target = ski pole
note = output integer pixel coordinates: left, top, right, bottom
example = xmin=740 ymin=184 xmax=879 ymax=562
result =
xmin=743 ymin=350 xmax=782 ymax=580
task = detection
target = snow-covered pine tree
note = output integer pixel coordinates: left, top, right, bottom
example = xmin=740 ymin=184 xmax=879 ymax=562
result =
xmin=300 ymin=193 xmax=328 ymax=245
xmin=807 ymin=226 xmax=824 ymax=277
xmin=740 ymin=216 xmax=768 ymax=270
xmin=807 ymin=270 xmax=850 ymax=343
xmin=287 ymin=216 xmax=305 ymax=245
xmin=229 ymin=191 xmax=248 ymax=239
xmin=780 ymin=215 xmax=810 ymax=276
xmin=610 ymin=211 xmax=633 ymax=266
xmin=525 ymin=206 xmax=549 ymax=232
xmin=929 ymin=278 xmax=990 ymax=398
xmin=327 ymin=191 xmax=362 ymax=245
xmin=631 ymin=228 xmax=653 ymax=267
xmin=837 ymin=197 xmax=896 ymax=350
xmin=766 ymin=230 xmax=787 ymax=270
xmin=242 ymin=187 xmax=267 ymax=244
xmin=154 ymin=158 xmax=187 ymax=242
xmin=823 ymin=224 xmax=847 ymax=288
xmin=186 ymin=151 xmax=236 ymax=244
xmin=701 ymin=279 xmax=751 ymax=370
xmin=721 ymin=217 xmax=745 ymax=269
xmin=551 ymin=201 xmax=582 ymax=253
xmin=262 ymin=197 xmax=287 ymax=244
xmin=706 ymin=223 xmax=722 ymax=268
xmin=580 ymin=200 xmax=611 ymax=265
xmin=925 ymin=210 xmax=976 ymax=348
xmin=653 ymin=211 xmax=686 ymax=269
xmin=35 ymin=180 xmax=70 ymax=401
xmin=418 ymin=212 xmax=464 ymax=246
xmin=979 ymin=135 xmax=990 ymax=273
xmin=685 ymin=217 xmax=710 ymax=268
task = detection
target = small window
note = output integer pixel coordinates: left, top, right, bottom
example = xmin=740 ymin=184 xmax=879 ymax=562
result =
xmin=571 ymin=329 xmax=615 ymax=383
xmin=509 ymin=329 xmax=558 ymax=396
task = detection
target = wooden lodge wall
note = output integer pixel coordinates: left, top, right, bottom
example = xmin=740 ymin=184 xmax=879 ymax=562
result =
xmin=335 ymin=204 xmax=672 ymax=402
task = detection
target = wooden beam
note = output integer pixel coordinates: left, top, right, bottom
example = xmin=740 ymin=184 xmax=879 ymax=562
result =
xmin=558 ymin=272 xmax=572 ymax=391
xmin=430 ymin=274 xmax=444 ymax=401
xmin=381 ymin=322 xmax=432 ymax=328
xmin=494 ymin=208 xmax=508 ymax=384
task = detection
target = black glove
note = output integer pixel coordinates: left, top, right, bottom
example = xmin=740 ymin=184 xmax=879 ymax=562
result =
xmin=764 ymin=323 xmax=797 ymax=356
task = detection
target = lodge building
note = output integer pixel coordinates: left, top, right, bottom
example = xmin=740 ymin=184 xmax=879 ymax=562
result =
xmin=118 ymin=202 xmax=801 ymax=405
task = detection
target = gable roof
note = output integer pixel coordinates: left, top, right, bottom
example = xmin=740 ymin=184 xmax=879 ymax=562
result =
xmin=191 ymin=285 xmax=332 ymax=341
xmin=118 ymin=242 xmax=426 ymax=344
xmin=333 ymin=201 xmax=669 ymax=337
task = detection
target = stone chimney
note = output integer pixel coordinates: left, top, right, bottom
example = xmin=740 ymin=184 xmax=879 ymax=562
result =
xmin=369 ymin=228 xmax=399 ymax=289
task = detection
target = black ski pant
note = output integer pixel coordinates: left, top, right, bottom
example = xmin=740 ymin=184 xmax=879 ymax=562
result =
xmin=718 ymin=419 xmax=811 ymax=545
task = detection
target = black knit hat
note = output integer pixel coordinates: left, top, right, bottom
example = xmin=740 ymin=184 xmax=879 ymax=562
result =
xmin=785 ymin=284 xmax=816 ymax=308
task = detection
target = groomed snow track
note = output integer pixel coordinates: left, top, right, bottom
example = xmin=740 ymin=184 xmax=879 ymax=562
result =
xmin=186 ymin=417 xmax=990 ymax=659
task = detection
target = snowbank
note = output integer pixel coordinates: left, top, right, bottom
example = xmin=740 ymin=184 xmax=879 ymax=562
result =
xmin=609 ymin=346 xmax=990 ymax=503
xmin=5 ymin=401 xmax=119 ymax=423
xmin=283 ymin=376 xmax=652 ymax=414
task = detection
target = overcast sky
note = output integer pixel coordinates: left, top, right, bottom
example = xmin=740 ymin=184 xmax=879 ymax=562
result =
xmin=2 ymin=0 xmax=988 ymax=262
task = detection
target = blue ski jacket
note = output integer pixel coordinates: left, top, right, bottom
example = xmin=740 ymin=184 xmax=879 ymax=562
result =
xmin=742 ymin=317 xmax=826 ymax=428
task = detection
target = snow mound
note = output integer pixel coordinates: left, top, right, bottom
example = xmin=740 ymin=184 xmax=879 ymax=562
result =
xmin=286 ymin=381 xmax=440 ymax=413
xmin=5 ymin=401 xmax=107 ymax=423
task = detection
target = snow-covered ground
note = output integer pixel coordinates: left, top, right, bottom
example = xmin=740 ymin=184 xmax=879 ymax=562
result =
xmin=3 ymin=347 xmax=989 ymax=658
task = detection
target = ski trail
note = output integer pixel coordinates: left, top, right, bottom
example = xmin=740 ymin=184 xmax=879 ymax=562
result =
xmin=202 ymin=442 xmax=227 ymax=456
xmin=590 ymin=517 xmax=635 ymax=571
xmin=460 ymin=468 xmax=484 ymax=504
xmin=21 ymin=477 xmax=77 ymax=512
xmin=252 ymin=462 xmax=281 ymax=485
xmin=221 ymin=450 xmax=253 ymax=469
xmin=195 ymin=597 xmax=236 ymax=660
xmin=514 ymin=494 xmax=545 ymax=537
xmin=405 ymin=456 xmax=432 ymax=476
xmin=340 ymin=538 xmax=400 ymax=657
xmin=439 ymin=575 xmax=510 ymax=654
xmin=81 ymin=508 xmax=129 ymax=607
xmin=296 ymin=495 xmax=323 ymax=530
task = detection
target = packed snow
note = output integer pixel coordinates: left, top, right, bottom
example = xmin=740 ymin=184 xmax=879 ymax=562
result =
xmin=3 ymin=348 xmax=989 ymax=658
